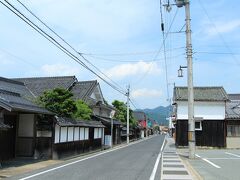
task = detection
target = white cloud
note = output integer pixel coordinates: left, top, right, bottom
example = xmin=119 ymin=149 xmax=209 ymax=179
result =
xmin=41 ymin=63 xmax=81 ymax=76
xmin=105 ymin=61 xmax=161 ymax=79
xmin=23 ymin=0 xmax=152 ymax=41
xmin=204 ymin=20 xmax=240 ymax=37
xmin=131 ymin=88 xmax=162 ymax=98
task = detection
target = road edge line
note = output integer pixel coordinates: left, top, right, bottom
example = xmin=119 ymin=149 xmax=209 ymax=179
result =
xmin=149 ymin=136 xmax=166 ymax=180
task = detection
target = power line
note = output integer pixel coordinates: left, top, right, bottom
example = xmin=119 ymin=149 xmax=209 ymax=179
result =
xmin=15 ymin=0 xmax=124 ymax=93
xmin=87 ymin=53 xmax=184 ymax=63
xmin=160 ymin=0 xmax=170 ymax=105
xmin=194 ymin=51 xmax=240 ymax=55
xmin=133 ymin=8 xmax=179 ymax=86
xmin=1 ymin=0 xmax=126 ymax=95
xmin=197 ymin=0 xmax=240 ymax=66
xmin=0 ymin=48 xmax=39 ymax=68
xmin=82 ymin=47 xmax=185 ymax=57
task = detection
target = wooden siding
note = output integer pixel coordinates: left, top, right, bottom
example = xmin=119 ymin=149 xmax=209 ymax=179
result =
xmin=176 ymin=120 xmax=226 ymax=147
xmin=0 ymin=115 xmax=17 ymax=162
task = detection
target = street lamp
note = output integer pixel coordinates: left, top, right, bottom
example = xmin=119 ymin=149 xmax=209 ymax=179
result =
xmin=178 ymin=66 xmax=187 ymax=77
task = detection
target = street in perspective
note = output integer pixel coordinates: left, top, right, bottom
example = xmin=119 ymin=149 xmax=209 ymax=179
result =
xmin=1 ymin=0 xmax=240 ymax=180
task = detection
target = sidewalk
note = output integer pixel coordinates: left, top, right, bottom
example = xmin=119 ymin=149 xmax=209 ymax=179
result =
xmin=161 ymin=138 xmax=202 ymax=180
xmin=0 ymin=159 xmax=61 ymax=179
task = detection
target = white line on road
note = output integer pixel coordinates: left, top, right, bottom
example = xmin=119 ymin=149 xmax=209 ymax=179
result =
xmin=149 ymin=137 xmax=165 ymax=180
xmin=207 ymin=158 xmax=240 ymax=160
xmin=196 ymin=154 xmax=221 ymax=169
xmin=19 ymin=136 xmax=157 ymax=180
xmin=225 ymin=152 xmax=240 ymax=158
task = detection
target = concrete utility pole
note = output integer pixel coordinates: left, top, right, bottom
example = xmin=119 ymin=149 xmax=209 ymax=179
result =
xmin=184 ymin=0 xmax=195 ymax=159
xmin=126 ymin=85 xmax=130 ymax=144
xmin=174 ymin=0 xmax=195 ymax=159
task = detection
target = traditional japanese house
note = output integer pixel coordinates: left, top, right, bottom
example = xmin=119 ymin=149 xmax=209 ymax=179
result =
xmin=173 ymin=86 xmax=228 ymax=147
xmin=14 ymin=76 xmax=122 ymax=147
xmin=0 ymin=77 xmax=53 ymax=162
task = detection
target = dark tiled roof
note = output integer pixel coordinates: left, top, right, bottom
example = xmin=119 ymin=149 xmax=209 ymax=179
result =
xmin=0 ymin=77 xmax=34 ymax=98
xmin=92 ymin=115 xmax=122 ymax=125
xmin=0 ymin=77 xmax=52 ymax=114
xmin=133 ymin=111 xmax=146 ymax=121
xmin=71 ymin=80 xmax=97 ymax=100
xmin=226 ymin=102 xmax=240 ymax=120
xmin=0 ymin=89 xmax=52 ymax=114
xmin=55 ymin=116 xmax=105 ymax=128
xmin=228 ymin=94 xmax=240 ymax=101
xmin=13 ymin=76 xmax=77 ymax=97
xmin=173 ymin=86 xmax=228 ymax=102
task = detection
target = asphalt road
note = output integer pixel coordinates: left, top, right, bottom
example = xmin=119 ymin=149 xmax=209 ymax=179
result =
xmin=9 ymin=135 xmax=165 ymax=180
xmin=189 ymin=149 xmax=240 ymax=180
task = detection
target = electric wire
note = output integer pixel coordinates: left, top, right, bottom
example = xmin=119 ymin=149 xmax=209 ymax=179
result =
xmin=87 ymin=53 xmax=185 ymax=63
xmin=15 ymin=0 xmax=124 ymax=93
xmin=0 ymin=0 xmax=126 ymax=95
xmin=83 ymin=47 xmax=185 ymax=57
xmin=197 ymin=0 xmax=240 ymax=66
xmin=160 ymin=0 xmax=170 ymax=104
xmin=133 ymin=7 xmax=179 ymax=86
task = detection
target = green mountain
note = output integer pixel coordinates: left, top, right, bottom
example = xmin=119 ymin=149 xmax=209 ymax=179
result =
xmin=138 ymin=106 xmax=171 ymax=126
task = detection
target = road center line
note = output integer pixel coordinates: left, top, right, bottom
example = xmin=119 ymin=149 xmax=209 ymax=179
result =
xmin=149 ymin=137 xmax=165 ymax=180
xmin=20 ymin=135 xmax=156 ymax=180
xmin=225 ymin=152 xmax=240 ymax=158
xmin=196 ymin=154 xmax=221 ymax=169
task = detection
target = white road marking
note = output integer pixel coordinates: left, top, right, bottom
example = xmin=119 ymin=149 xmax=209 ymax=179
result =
xmin=195 ymin=154 xmax=201 ymax=158
xmin=149 ymin=136 xmax=165 ymax=180
xmin=20 ymin=135 xmax=157 ymax=180
xmin=196 ymin=154 xmax=221 ymax=169
xmin=207 ymin=158 xmax=240 ymax=160
xmin=225 ymin=152 xmax=240 ymax=158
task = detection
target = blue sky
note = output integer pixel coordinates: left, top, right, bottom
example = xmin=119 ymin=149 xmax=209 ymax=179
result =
xmin=0 ymin=0 xmax=240 ymax=109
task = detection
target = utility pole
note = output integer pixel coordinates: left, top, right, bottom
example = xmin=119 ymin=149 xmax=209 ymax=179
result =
xmin=172 ymin=0 xmax=195 ymax=159
xmin=126 ymin=85 xmax=130 ymax=144
xmin=184 ymin=0 xmax=195 ymax=159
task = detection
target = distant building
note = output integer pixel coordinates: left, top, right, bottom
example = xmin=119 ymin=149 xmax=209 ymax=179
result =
xmin=133 ymin=111 xmax=147 ymax=138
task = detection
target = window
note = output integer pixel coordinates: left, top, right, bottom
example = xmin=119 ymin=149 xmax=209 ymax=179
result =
xmin=227 ymin=125 xmax=240 ymax=137
xmin=195 ymin=121 xmax=202 ymax=131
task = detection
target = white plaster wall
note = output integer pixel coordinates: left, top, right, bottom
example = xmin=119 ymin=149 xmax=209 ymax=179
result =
xmin=94 ymin=128 xmax=98 ymax=139
xmin=74 ymin=127 xmax=80 ymax=141
xmin=54 ymin=125 xmax=60 ymax=143
xmin=80 ymin=128 xmax=84 ymax=140
xmin=60 ymin=127 xmax=67 ymax=142
xmin=18 ymin=114 xmax=34 ymax=137
xmin=177 ymin=101 xmax=225 ymax=120
xmin=85 ymin=128 xmax=89 ymax=140
xmin=98 ymin=128 xmax=102 ymax=138
xmin=68 ymin=127 xmax=74 ymax=142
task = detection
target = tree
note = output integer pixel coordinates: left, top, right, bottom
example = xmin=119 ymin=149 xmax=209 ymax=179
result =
xmin=73 ymin=100 xmax=92 ymax=120
xmin=112 ymin=100 xmax=136 ymax=126
xmin=39 ymin=88 xmax=76 ymax=117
